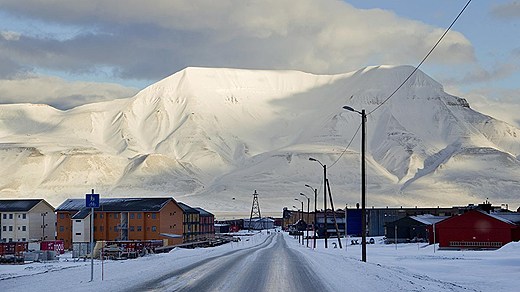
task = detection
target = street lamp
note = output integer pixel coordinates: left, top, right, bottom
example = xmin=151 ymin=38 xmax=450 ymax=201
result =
xmin=343 ymin=105 xmax=367 ymax=262
xmin=305 ymin=184 xmax=318 ymax=249
xmin=295 ymin=198 xmax=304 ymax=246
xmin=292 ymin=205 xmax=301 ymax=244
xmin=309 ymin=157 xmax=328 ymax=248
xmin=300 ymin=193 xmax=310 ymax=247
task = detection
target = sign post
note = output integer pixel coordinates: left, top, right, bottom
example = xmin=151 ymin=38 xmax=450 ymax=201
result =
xmin=86 ymin=189 xmax=100 ymax=282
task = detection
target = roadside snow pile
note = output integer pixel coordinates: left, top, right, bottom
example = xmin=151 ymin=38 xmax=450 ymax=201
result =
xmin=495 ymin=241 xmax=520 ymax=252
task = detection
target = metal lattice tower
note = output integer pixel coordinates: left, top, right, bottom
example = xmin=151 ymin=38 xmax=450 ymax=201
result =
xmin=249 ymin=190 xmax=262 ymax=230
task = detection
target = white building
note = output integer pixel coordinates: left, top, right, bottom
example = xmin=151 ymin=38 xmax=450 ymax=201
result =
xmin=0 ymin=199 xmax=55 ymax=242
xmin=71 ymin=209 xmax=91 ymax=243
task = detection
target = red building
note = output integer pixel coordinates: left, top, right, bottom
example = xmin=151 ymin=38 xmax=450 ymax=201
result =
xmin=432 ymin=210 xmax=520 ymax=249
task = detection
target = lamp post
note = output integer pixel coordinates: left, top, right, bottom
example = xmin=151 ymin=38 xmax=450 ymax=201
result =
xmin=343 ymin=105 xmax=367 ymax=262
xmin=305 ymin=184 xmax=318 ymax=249
xmin=292 ymin=205 xmax=300 ymax=244
xmin=309 ymin=157 xmax=328 ymax=248
xmin=294 ymin=198 xmax=304 ymax=246
xmin=300 ymin=193 xmax=310 ymax=247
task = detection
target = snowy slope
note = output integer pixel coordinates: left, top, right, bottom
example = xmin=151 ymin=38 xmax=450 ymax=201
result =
xmin=0 ymin=65 xmax=519 ymax=212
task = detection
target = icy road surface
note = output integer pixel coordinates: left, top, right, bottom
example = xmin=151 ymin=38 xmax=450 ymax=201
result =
xmin=130 ymin=233 xmax=327 ymax=291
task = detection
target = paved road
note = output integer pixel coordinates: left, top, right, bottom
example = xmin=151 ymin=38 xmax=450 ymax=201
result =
xmin=130 ymin=233 xmax=329 ymax=292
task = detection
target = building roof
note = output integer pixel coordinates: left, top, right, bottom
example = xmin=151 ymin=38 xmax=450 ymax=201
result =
xmin=177 ymin=202 xmax=199 ymax=214
xmin=0 ymin=199 xmax=49 ymax=212
xmin=488 ymin=212 xmax=520 ymax=225
xmin=71 ymin=208 xmax=92 ymax=219
xmin=410 ymin=214 xmax=450 ymax=225
xmin=194 ymin=207 xmax=213 ymax=217
xmin=56 ymin=198 xmax=173 ymax=212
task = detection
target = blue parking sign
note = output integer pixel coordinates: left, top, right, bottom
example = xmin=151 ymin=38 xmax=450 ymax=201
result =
xmin=86 ymin=192 xmax=100 ymax=208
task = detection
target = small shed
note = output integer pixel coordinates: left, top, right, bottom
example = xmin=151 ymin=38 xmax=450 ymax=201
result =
xmin=214 ymin=224 xmax=230 ymax=234
xmin=385 ymin=214 xmax=448 ymax=243
xmin=433 ymin=209 xmax=520 ymax=249
xmin=243 ymin=217 xmax=274 ymax=230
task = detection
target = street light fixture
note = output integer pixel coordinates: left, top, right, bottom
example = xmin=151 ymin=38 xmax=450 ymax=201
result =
xmin=300 ymin=193 xmax=310 ymax=247
xmin=305 ymin=184 xmax=318 ymax=249
xmin=343 ymin=105 xmax=367 ymax=262
xmin=309 ymin=157 xmax=328 ymax=248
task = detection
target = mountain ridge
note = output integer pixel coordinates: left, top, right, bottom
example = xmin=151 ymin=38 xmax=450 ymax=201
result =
xmin=0 ymin=65 xmax=519 ymax=212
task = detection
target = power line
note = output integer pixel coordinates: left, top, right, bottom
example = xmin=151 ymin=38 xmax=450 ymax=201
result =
xmin=368 ymin=0 xmax=472 ymax=116
xmin=329 ymin=122 xmax=361 ymax=169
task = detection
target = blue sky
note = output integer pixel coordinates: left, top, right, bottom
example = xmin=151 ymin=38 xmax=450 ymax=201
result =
xmin=0 ymin=0 xmax=518 ymax=119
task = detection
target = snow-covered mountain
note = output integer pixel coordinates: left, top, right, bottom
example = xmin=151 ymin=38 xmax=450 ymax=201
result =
xmin=1 ymin=65 xmax=519 ymax=213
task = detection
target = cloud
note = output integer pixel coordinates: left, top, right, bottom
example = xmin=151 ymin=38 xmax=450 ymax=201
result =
xmin=0 ymin=0 xmax=475 ymax=81
xmin=446 ymin=85 xmax=520 ymax=128
xmin=1 ymin=30 xmax=21 ymax=41
xmin=491 ymin=2 xmax=520 ymax=19
xmin=0 ymin=74 xmax=138 ymax=109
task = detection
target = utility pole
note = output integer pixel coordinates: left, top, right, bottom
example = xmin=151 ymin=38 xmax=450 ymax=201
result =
xmin=343 ymin=106 xmax=367 ymax=262
xmin=300 ymin=193 xmax=310 ymax=248
xmin=305 ymin=184 xmax=318 ymax=249
xmin=249 ymin=190 xmax=261 ymax=231
xmin=309 ymin=158 xmax=328 ymax=248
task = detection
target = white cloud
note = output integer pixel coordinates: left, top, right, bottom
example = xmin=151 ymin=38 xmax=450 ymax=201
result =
xmin=446 ymin=85 xmax=520 ymax=128
xmin=491 ymin=2 xmax=520 ymax=19
xmin=0 ymin=0 xmax=475 ymax=77
xmin=1 ymin=30 xmax=21 ymax=41
xmin=0 ymin=74 xmax=138 ymax=109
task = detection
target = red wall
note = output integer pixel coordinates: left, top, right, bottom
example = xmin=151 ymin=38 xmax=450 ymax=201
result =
xmin=435 ymin=210 xmax=514 ymax=248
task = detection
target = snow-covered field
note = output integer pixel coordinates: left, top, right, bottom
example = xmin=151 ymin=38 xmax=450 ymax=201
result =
xmin=1 ymin=231 xmax=518 ymax=291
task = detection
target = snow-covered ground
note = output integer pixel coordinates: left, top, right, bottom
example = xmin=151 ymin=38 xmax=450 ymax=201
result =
xmin=1 ymin=231 xmax=518 ymax=291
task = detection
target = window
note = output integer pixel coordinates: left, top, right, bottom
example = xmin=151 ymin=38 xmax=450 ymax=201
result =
xmin=137 ymin=213 xmax=142 ymax=219
xmin=75 ymin=233 xmax=81 ymax=236
xmin=114 ymin=213 xmax=118 ymax=219
xmin=151 ymin=213 xmax=157 ymax=219
xmin=22 ymin=238 xmax=26 ymax=241
xmin=130 ymin=226 xmax=135 ymax=232
xmin=130 ymin=213 xmax=135 ymax=219
xmin=114 ymin=226 xmax=119 ymax=232
xmin=99 ymin=213 xmax=104 ymax=219
xmin=9 ymin=226 xmax=13 ymax=231
xmin=2 ymin=214 xmax=5 ymax=219
xmin=9 ymin=238 xmax=12 ymax=242
xmin=22 ymin=213 xmax=26 ymax=219
xmin=75 ymin=220 xmax=81 ymax=223
xmin=151 ymin=226 xmax=157 ymax=232
xmin=59 ymin=226 xmax=64 ymax=232
xmin=22 ymin=226 xmax=26 ymax=231
xmin=137 ymin=226 xmax=142 ymax=232
xmin=60 ymin=213 xmax=65 ymax=219
xmin=9 ymin=214 xmax=13 ymax=219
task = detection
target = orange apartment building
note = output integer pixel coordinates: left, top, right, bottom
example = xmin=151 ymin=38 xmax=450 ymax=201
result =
xmin=56 ymin=198 xmax=185 ymax=249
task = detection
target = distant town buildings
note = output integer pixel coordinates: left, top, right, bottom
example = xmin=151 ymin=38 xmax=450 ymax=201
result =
xmin=283 ymin=202 xmax=520 ymax=249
